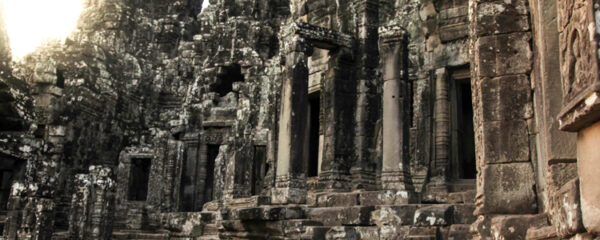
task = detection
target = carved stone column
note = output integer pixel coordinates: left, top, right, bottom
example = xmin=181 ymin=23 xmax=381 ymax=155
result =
xmin=557 ymin=0 xmax=600 ymax=234
xmin=424 ymin=68 xmax=450 ymax=202
xmin=350 ymin=0 xmax=380 ymax=191
xmin=379 ymin=29 xmax=415 ymax=203
xmin=273 ymin=36 xmax=312 ymax=204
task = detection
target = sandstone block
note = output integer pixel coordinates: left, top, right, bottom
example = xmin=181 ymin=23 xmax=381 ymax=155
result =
xmin=474 ymin=1 xmax=530 ymax=36
xmin=480 ymin=120 xmax=530 ymax=164
xmin=371 ymin=205 xmax=419 ymax=227
xmin=475 ymin=162 xmax=537 ymax=214
xmin=414 ymin=205 xmax=454 ymax=226
xmin=475 ymin=32 xmax=532 ymax=78
xmin=480 ymin=74 xmax=532 ymax=121
xmin=490 ymin=214 xmax=549 ymax=240
xmin=307 ymin=206 xmax=375 ymax=226
xmin=553 ymin=178 xmax=585 ymax=238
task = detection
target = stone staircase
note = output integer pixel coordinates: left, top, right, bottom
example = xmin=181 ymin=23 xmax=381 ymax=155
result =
xmin=105 ymin=180 xmax=476 ymax=239
xmin=213 ymin=181 xmax=476 ymax=239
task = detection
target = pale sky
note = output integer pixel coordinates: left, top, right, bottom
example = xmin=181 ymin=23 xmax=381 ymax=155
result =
xmin=3 ymin=0 xmax=85 ymax=59
xmin=2 ymin=0 xmax=211 ymax=59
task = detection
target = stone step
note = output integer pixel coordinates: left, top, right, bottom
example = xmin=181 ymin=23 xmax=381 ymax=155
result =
xmin=198 ymin=236 xmax=220 ymax=240
xmin=306 ymin=206 xmax=376 ymax=226
xmin=111 ymin=231 xmax=169 ymax=240
xmin=448 ymin=179 xmax=476 ymax=193
xmin=405 ymin=227 xmax=439 ymax=240
xmin=203 ymin=223 xmax=219 ymax=235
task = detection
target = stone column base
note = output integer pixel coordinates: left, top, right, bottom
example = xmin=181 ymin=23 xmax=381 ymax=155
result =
xmin=272 ymin=175 xmax=307 ymax=204
xmin=350 ymin=167 xmax=377 ymax=191
xmin=381 ymin=170 xmax=414 ymax=191
xmin=316 ymin=171 xmax=352 ymax=192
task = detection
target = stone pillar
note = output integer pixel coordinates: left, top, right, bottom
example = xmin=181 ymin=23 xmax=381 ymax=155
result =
xmin=556 ymin=0 xmax=600 ymax=234
xmin=379 ymin=29 xmax=415 ymax=203
xmin=317 ymin=48 xmax=355 ymax=192
xmin=69 ymin=166 xmax=115 ymax=240
xmin=469 ymin=0 xmax=537 ymax=237
xmin=424 ymin=68 xmax=450 ymax=202
xmin=350 ymin=0 xmax=380 ymax=191
xmin=273 ymin=36 xmax=312 ymax=204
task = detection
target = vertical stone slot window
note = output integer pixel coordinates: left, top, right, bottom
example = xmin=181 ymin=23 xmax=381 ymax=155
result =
xmin=450 ymin=69 xmax=476 ymax=179
xmin=251 ymin=146 xmax=267 ymax=195
xmin=212 ymin=64 xmax=244 ymax=97
xmin=307 ymin=92 xmax=321 ymax=178
xmin=56 ymin=69 xmax=65 ymax=88
xmin=0 ymin=156 xmax=25 ymax=211
xmin=128 ymin=158 xmax=151 ymax=201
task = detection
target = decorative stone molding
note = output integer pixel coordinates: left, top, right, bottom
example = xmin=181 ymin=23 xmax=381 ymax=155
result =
xmin=558 ymin=0 xmax=600 ymax=131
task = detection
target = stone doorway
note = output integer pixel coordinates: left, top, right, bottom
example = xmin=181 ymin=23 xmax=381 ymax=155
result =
xmin=305 ymin=91 xmax=321 ymax=178
xmin=128 ymin=158 xmax=151 ymax=201
xmin=202 ymin=144 xmax=218 ymax=205
xmin=180 ymin=143 xmax=219 ymax=212
xmin=0 ymin=155 xmax=25 ymax=211
xmin=251 ymin=146 xmax=267 ymax=195
xmin=449 ymin=68 xmax=476 ymax=180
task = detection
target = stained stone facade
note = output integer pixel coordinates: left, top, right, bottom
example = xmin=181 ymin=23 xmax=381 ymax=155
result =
xmin=0 ymin=0 xmax=599 ymax=239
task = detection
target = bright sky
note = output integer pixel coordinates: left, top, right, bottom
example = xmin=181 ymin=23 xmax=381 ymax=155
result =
xmin=1 ymin=0 xmax=209 ymax=59
xmin=2 ymin=0 xmax=85 ymax=59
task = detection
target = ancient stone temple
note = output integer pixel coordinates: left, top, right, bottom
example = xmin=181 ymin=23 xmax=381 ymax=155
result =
xmin=0 ymin=0 xmax=598 ymax=239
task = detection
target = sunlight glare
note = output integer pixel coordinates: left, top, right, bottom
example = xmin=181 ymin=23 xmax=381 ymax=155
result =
xmin=2 ymin=0 xmax=84 ymax=59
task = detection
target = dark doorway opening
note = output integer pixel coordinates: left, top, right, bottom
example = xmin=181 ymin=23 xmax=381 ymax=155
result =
xmin=0 ymin=156 xmax=25 ymax=211
xmin=203 ymin=145 xmax=219 ymax=205
xmin=450 ymin=69 xmax=476 ymax=180
xmin=251 ymin=146 xmax=267 ymax=195
xmin=307 ymin=92 xmax=320 ymax=178
xmin=56 ymin=69 xmax=65 ymax=88
xmin=128 ymin=158 xmax=151 ymax=201
xmin=212 ymin=64 xmax=244 ymax=97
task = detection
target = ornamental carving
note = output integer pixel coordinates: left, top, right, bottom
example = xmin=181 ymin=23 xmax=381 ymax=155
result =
xmin=558 ymin=0 xmax=599 ymax=105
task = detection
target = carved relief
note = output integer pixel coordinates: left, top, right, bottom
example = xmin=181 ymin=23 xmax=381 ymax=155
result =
xmin=558 ymin=0 xmax=599 ymax=105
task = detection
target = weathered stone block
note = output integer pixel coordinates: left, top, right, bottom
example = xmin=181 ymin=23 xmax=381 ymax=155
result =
xmin=359 ymin=190 xmax=418 ymax=206
xmin=316 ymin=192 xmax=359 ymax=207
xmin=475 ymin=32 xmax=532 ymax=78
xmin=480 ymin=74 xmax=532 ymax=121
xmin=306 ymin=206 xmax=375 ymax=226
xmin=448 ymin=224 xmax=472 ymax=240
xmin=474 ymin=1 xmax=530 ymax=36
xmin=453 ymin=204 xmax=476 ymax=225
xmin=380 ymin=225 xmax=411 ymax=240
xmin=490 ymin=214 xmax=549 ymax=240
xmin=552 ymin=179 xmax=585 ymax=238
xmin=475 ymin=163 xmax=537 ymax=214
xmin=414 ymin=205 xmax=454 ymax=226
xmin=371 ymin=205 xmax=419 ymax=226
xmin=480 ymin=120 xmax=531 ymax=164
xmin=325 ymin=227 xmax=379 ymax=240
